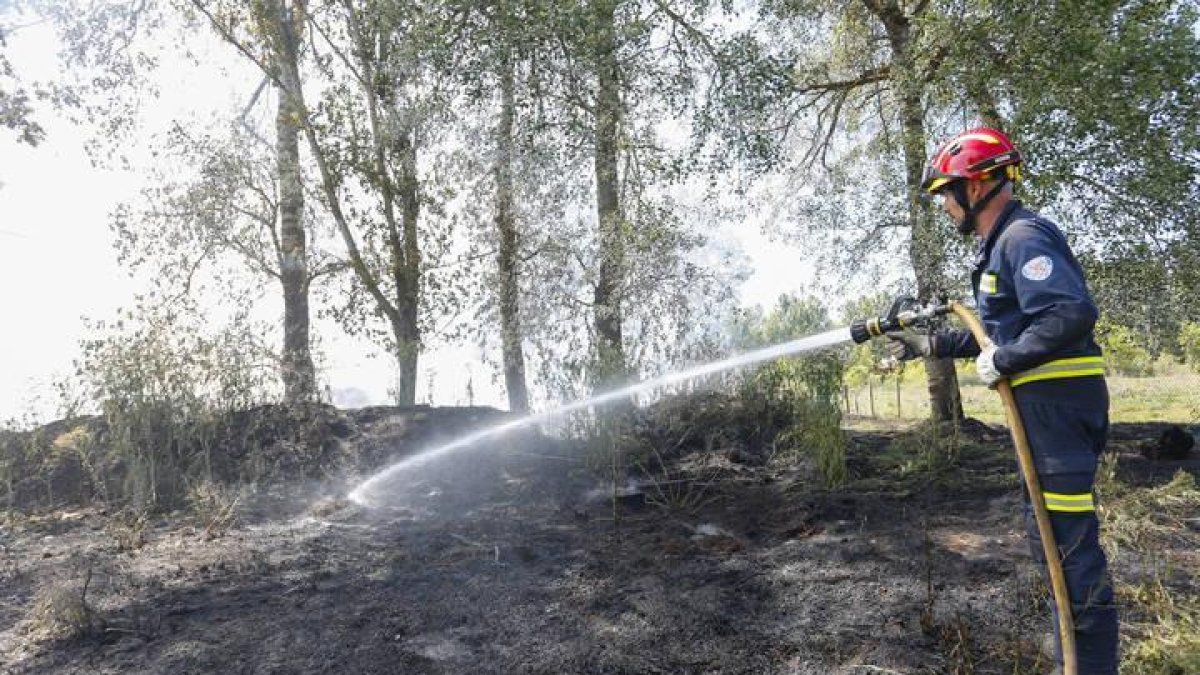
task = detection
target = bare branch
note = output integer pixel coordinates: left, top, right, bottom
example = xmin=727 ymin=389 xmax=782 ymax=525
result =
xmin=189 ymin=1 xmax=278 ymax=85
xmin=797 ymin=66 xmax=890 ymax=94
xmin=238 ymin=76 xmax=274 ymax=149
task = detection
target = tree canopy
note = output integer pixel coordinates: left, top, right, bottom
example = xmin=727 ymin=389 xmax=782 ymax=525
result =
xmin=12 ymin=0 xmax=1200 ymax=417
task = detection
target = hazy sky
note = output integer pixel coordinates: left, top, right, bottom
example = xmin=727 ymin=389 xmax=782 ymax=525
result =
xmin=0 ymin=14 xmax=815 ymax=424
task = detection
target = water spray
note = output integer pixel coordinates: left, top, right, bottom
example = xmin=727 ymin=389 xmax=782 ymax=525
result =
xmin=347 ymin=326 xmax=853 ymax=505
xmin=349 ymin=298 xmax=951 ymax=505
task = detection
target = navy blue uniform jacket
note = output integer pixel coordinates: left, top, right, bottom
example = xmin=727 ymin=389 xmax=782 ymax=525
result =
xmin=934 ymin=200 xmax=1103 ymax=372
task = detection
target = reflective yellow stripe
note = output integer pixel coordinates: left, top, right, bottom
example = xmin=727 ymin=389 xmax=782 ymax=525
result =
xmin=1010 ymin=356 xmax=1105 ymax=387
xmin=980 ymin=273 xmax=998 ymax=294
xmin=926 ymin=177 xmax=952 ymax=193
xmin=955 ymin=132 xmax=1004 ymax=145
xmin=1043 ymin=492 xmax=1095 ymax=512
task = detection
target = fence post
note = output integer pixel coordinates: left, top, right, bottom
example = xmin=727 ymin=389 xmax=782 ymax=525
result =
xmin=895 ymin=376 xmax=902 ymax=418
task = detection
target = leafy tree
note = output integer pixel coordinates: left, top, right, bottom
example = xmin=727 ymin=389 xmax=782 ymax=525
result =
xmin=184 ymin=0 xmax=320 ymax=405
xmin=1095 ymin=319 xmax=1155 ymax=377
xmin=44 ymin=0 xmax=323 ymax=406
xmin=111 ymin=124 xmax=341 ymax=404
xmin=732 ymin=293 xmax=831 ymax=348
xmin=713 ymin=0 xmax=966 ymax=422
xmin=192 ymin=0 xmax=468 ymax=406
xmin=432 ymin=0 xmax=744 ymax=408
xmin=0 ymin=4 xmax=46 ymax=145
xmin=713 ymin=0 xmax=1199 ymax=423
xmin=1177 ymin=322 xmax=1200 ymax=374
xmin=439 ymin=0 xmax=544 ymax=413
xmin=934 ymin=0 xmax=1200 ymax=355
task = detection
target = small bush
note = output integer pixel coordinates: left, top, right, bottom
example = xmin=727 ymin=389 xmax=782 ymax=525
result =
xmin=187 ymin=480 xmax=241 ymax=539
xmin=1179 ymin=321 xmax=1200 ymax=374
xmin=1095 ymin=320 xmax=1155 ymax=377
xmin=24 ymin=569 xmax=98 ymax=641
xmin=75 ymin=303 xmax=277 ymax=511
xmin=728 ymin=293 xmax=847 ymax=485
xmin=107 ymin=509 xmax=149 ymax=553
xmin=750 ymin=353 xmax=846 ymax=486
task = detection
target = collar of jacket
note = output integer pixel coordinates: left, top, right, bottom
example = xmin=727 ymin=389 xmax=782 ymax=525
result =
xmin=974 ymin=199 xmax=1025 ymax=268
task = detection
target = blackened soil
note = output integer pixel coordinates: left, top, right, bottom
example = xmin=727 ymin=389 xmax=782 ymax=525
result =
xmin=1 ymin=421 xmax=1196 ymax=674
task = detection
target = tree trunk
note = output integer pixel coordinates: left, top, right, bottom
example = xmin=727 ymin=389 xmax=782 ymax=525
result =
xmin=882 ymin=4 xmax=964 ymax=423
xmin=393 ymin=127 xmax=421 ymax=406
xmin=272 ymin=0 xmax=316 ymax=406
xmin=494 ymin=49 xmax=530 ymax=413
xmin=591 ymin=0 xmax=626 ymax=390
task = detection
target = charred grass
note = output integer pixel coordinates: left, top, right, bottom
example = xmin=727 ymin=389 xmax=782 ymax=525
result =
xmin=1 ymin=399 xmax=1197 ymax=674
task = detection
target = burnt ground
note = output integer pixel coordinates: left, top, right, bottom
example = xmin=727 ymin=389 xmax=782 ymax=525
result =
xmin=1 ymin=418 xmax=1197 ymax=674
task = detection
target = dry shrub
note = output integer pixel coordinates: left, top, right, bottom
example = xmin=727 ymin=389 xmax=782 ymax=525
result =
xmin=187 ymin=480 xmax=240 ymax=538
xmin=1119 ymin=577 xmax=1200 ymax=674
xmin=107 ymin=509 xmax=149 ymax=553
xmin=1099 ymin=470 xmax=1200 ymax=674
xmin=1100 ymin=470 xmax=1198 ymax=552
xmin=635 ymin=442 xmax=723 ymax=514
xmin=24 ymin=569 xmax=98 ymax=641
xmin=76 ymin=305 xmax=277 ymax=512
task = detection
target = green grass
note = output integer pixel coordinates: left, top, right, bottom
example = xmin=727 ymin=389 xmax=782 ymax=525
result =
xmin=1099 ymin=470 xmax=1200 ymax=674
xmin=844 ymin=362 xmax=1200 ymax=424
xmin=843 ymin=375 xmax=1200 ymax=674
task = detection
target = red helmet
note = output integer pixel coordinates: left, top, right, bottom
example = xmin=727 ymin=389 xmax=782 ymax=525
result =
xmin=921 ymin=127 xmax=1022 ymax=194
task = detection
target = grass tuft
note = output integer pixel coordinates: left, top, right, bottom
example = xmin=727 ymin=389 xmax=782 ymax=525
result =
xmin=1099 ymin=469 xmax=1200 ymax=674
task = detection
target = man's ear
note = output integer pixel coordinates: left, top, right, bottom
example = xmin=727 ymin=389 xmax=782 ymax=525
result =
xmin=969 ymin=176 xmax=999 ymax=200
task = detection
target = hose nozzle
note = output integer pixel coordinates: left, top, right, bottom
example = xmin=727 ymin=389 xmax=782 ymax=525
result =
xmin=850 ymin=297 xmax=950 ymax=344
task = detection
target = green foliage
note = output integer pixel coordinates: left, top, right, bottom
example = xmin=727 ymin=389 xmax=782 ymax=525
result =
xmin=741 ymin=356 xmax=845 ymax=486
xmin=74 ymin=304 xmax=277 ymax=511
xmin=884 ymin=421 xmax=969 ymax=475
xmin=731 ymin=294 xmax=846 ymax=485
xmin=1095 ymin=319 xmax=1156 ymax=377
xmin=731 ymin=293 xmax=831 ymax=347
xmin=0 ymin=5 xmax=46 ymax=146
xmin=1178 ymin=321 xmax=1200 ymax=374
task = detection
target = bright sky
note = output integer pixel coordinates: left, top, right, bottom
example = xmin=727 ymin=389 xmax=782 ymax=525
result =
xmin=0 ymin=14 xmax=816 ymax=425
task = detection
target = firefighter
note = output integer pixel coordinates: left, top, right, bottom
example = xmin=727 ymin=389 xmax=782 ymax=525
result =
xmin=887 ymin=127 xmax=1119 ymax=674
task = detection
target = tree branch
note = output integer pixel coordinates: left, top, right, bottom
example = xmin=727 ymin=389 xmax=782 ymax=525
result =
xmin=189 ymin=1 xmax=278 ymax=85
xmin=649 ymin=0 xmax=718 ymax=60
xmin=797 ymin=66 xmax=890 ymax=94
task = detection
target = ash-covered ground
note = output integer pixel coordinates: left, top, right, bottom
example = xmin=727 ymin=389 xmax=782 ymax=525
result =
xmin=1 ymin=407 xmax=1196 ymax=674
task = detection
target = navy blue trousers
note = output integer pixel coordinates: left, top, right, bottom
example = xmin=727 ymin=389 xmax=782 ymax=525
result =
xmin=1015 ymin=378 xmax=1118 ymax=675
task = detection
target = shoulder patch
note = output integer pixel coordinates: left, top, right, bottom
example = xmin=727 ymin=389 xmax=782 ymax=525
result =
xmin=1021 ymin=255 xmax=1054 ymax=281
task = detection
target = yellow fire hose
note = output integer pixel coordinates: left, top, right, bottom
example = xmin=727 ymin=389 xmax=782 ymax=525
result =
xmin=948 ymin=301 xmax=1077 ymax=675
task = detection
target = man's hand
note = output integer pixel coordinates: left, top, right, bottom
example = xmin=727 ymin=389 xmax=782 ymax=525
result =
xmin=885 ymin=330 xmax=932 ymax=363
xmin=976 ymin=345 xmax=1004 ymax=387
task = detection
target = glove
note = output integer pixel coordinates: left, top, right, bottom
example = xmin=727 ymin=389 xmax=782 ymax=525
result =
xmin=885 ymin=330 xmax=932 ymax=362
xmin=976 ymin=345 xmax=1003 ymax=387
